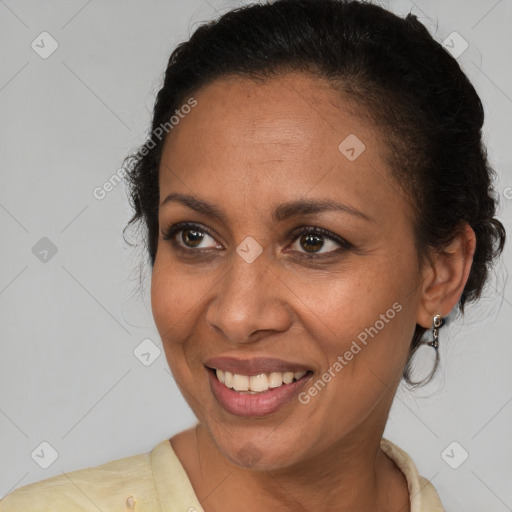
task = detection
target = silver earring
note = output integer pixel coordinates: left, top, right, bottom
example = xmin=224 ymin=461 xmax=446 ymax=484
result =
xmin=426 ymin=314 xmax=443 ymax=350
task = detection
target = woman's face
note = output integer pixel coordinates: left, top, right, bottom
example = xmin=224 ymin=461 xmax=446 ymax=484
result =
xmin=151 ymin=72 xmax=428 ymax=470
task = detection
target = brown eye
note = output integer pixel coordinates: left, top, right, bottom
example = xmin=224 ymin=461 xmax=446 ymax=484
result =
xmin=289 ymin=227 xmax=351 ymax=256
xmin=162 ymin=222 xmax=351 ymax=259
xmin=162 ymin=223 xmax=221 ymax=250
xmin=181 ymin=228 xmax=205 ymax=247
xmin=299 ymin=233 xmax=325 ymax=253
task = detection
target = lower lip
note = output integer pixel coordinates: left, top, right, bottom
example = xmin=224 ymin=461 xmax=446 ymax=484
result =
xmin=207 ymin=368 xmax=313 ymax=417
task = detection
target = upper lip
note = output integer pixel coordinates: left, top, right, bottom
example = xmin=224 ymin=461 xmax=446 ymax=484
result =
xmin=204 ymin=356 xmax=313 ymax=376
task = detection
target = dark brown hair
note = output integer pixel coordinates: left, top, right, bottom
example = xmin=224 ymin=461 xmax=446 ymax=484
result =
xmin=123 ymin=0 xmax=506 ymax=387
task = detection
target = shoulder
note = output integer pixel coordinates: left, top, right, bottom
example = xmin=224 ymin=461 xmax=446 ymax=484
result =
xmin=0 ymin=448 xmax=157 ymax=511
xmin=381 ymin=437 xmax=446 ymax=512
xmin=417 ymin=476 xmax=445 ymax=512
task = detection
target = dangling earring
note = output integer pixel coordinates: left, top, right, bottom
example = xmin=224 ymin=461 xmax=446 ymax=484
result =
xmin=425 ymin=314 xmax=444 ymax=350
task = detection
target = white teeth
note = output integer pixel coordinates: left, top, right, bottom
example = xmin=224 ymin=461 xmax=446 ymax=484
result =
xmin=282 ymin=372 xmax=294 ymax=384
xmin=268 ymin=372 xmax=283 ymax=388
xmin=215 ymin=369 xmax=309 ymax=393
xmin=232 ymin=374 xmax=249 ymax=391
xmin=224 ymin=371 xmax=233 ymax=388
xmin=249 ymin=373 xmax=269 ymax=392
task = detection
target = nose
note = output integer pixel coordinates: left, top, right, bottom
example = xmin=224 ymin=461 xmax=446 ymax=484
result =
xmin=205 ymin=246 xmax=292 ymax=344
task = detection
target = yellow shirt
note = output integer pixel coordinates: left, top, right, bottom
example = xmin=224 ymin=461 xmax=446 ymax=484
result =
xmin=1 ymin=436 xmax=445 ymax=511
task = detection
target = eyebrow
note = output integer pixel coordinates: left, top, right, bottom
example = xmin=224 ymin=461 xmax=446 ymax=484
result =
xmin=160 ymin=193 xmax=374 ymax=224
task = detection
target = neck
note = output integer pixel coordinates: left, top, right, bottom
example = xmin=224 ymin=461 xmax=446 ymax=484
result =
xmin=181 ymin=423 xmax=410 ymax=512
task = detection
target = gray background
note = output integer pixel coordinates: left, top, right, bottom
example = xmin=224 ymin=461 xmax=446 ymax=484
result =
xmin=0 ymin=0 xmax=510 ymax=510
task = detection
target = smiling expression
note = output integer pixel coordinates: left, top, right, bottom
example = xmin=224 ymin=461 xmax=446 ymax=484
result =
xmin=151 ymin=72 xmax=428 ymax=470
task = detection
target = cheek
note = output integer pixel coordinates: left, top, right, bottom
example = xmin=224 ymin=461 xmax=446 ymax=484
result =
xmin=151 ymin=262 xmax=175 ymax=335
xmin=150 ymin=259 xmax=201 ymax=350
xmin=298 ymin=292 xmax=412 ymax=436
xmin=308 ymin=286 xmax=408 ymax=377
xmin=302 ymin=252 xmax=419 ymax=380
xmin=150 ymin=261 xmax=207 ymax=396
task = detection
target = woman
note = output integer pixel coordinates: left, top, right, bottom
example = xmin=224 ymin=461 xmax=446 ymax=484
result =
xmin=1 ymin=0 xmax=506 ymax=510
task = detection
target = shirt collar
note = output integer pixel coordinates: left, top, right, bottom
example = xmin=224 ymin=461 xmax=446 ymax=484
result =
xmin=150 ymin=435 xmax=444 ymax=512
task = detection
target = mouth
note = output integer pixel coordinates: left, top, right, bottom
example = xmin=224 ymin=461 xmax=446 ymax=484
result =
xmin=205 ymin=364 xmax=314 ymax=417
xmin=205 ymin=366 xmax=313 ymax=394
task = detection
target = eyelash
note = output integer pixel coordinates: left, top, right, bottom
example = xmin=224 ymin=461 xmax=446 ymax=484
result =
xmin=161 ymin=222 xmax=353 ymax=259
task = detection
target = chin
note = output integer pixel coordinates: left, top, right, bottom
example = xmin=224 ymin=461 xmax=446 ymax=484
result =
xmin=212 ymin=431 xmax=307 ymax=472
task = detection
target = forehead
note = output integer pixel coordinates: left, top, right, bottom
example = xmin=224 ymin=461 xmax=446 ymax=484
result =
xmin=165 ymin=72 xmax=376 ymax=154
xmin=163 ymin=72 xmax=384 ymax=162
xmin=158 ymin=72 xmax=402 ymax=223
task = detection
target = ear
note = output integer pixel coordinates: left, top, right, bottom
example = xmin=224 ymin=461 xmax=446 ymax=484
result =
xmin=416 ymin=223 xmax=476 ymax=328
